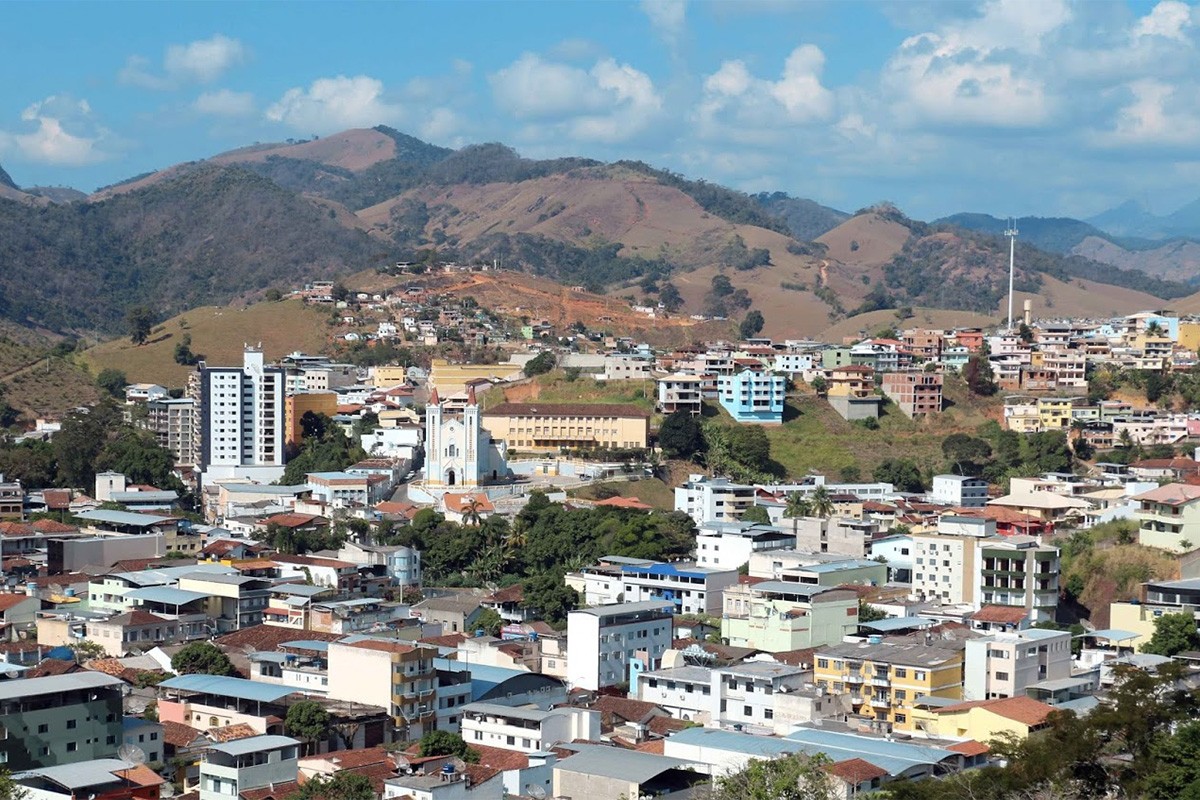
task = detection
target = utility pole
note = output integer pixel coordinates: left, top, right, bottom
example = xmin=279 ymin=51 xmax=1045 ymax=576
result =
xmin=1005 ymin=220 xmax=1019 ymax=332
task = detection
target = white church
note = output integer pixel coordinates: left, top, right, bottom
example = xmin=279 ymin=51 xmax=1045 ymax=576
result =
xmin=422 ymin=385 xmax=508 ymax=491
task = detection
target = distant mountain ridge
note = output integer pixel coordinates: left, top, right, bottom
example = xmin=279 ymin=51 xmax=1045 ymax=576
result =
xmin=0 ymin=130 xmax=1191 ymax=341
xmin=1087 ymin=197 xmax=1200 ymax=241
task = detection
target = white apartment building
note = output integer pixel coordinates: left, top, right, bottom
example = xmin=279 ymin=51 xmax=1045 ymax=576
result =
xmin=603 ymin=356 xmax=651 ymax=382
xmin=199 ymin=348 xmax=287 ymax=484
xmin=460 ymin=703 xmax=599 ymax=753
xmin=618 ymin=561 xmax=740 ymax=616
xmin=566 ymin=601 xmax=673 ymax=690
xmin=695 ymin=521 xmax=797 ymax=570
xmin=912 ymin=516 xmax=993 ymax=605
xmin=675 ymin=476 xmax=758 ymax=524
xmin=656 ymin=373 xmax=705 ymax=416
xmin=963 ymin=628 xmax=1072 ymax=701
xmin=774 ymin=352 xmax=817 ymax=374
xmin=930 ymin=475 xmax=989 ymax=508
xmin=913 ymin=516 xmax=1060 ymax=621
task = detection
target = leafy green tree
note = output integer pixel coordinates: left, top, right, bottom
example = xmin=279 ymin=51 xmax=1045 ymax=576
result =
xmin=70 ymin=640 xmax=106 ymax=662
xmin=171 ymin=642 xmax=236 ymax=676
xmin=475 ymin=608 xmax=503 ymax=637
xmin=126 ymin=306 xmax=156 ymax=345
xmin=522 ymin=572 xmax=580 ymax=628
xmin=739 ymin=310 xmax=765 ymax=340
xmin=810 ymin=376 xmax=828 ymax=396
xmin=783 ymin=492 xmax=813 ymax=521
xmin=331 ymin=283 xmax=350 ymax=302
xmin=726 ymin=425 xmax=772 ymax=471
xmin=1141 ymin=612 xmax=1200 ymax=656
xmin=53 ymin=403 xmax=124 ymax=488
xmin=418 ymin=730 xmax=479 ymax=762
xmin=873 ymin=458 xmax=925 ymax=493
xmin=709 ymin=753 xmax=834 ymax=800
xmin=1145 ymin=720 xmax=1200 ymax=800
xmin=659 ymin=282 xmax=683 ymax=312
xmin=740 ymin=505 xmax=771 ymax=524
xmin=523 ymin=351 xmax=556 ymax=377
xmin=963 ymin=354 xmax=996 ymax=396
xmin=96 ymin=368 xmax=128 ymax=398
xmin=808 ymin=486 xmax=835 ymax=518
xmin=285 ymin=700 xmax=330 ymax=755
xmin=97 ymin=429 xmax=178 ymax=489
xmin=658 ymin=411 xmax=704 ymax=460
xmin=838 ymin=465 xmax=861 ymax=482
xmin=941 ymin=433 xmax=993 ymax=477
xmin=285 ymin=772 xmax=373 ymax=800
xmin=859 ymin=602 xmax=888 ymax=623
xmin=0 ymin=768 xmax=29 ymax=800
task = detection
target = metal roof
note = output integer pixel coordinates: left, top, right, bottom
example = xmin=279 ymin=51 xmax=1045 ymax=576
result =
xmin=802 ymin=559 xmax=887 ymax=574
xmin=748 ymin=581 xmax=830 ymax=598
xmin=461 ymin=702 xmax=554 ymax=722
xmin=159 ymin=674 xmax=297 ymax=703
xmin=123 ymin=586 xmax=210 ymax=605
xmin=108 ymin=491 xmax=180 ymax=503
xmin=76 ymin=509 xmax=175 ymax=526
xmin=1077 ymin=629 xmax=1139 ymax=642
xmin=554 ymin=744 xmax=693 ymax=781
xmin=784 ymin=728 xmax=959 ymax=777
xmin=14 ymin=759 xmax=138 ymax=790
xmin=861 ymin=616 xmax=936 ymax=632
xmin=1027 ymin=676 xmax=1095 ymax=692
xmin=222 ymin=484 xmax=308 ymax=495
xmin=662 ymin=727 xmax=809 ymax=758
xmin=0 ymin=671 xmax=123 ymax=701
xmin=570 ymin=600 xmax=674 ymax=617
xmin=209 ymin=735 xmax=300 ymax=756
xmin=272 ymin=584 xmax=332 ymax=597
xmin=281 ymin=640 xmax=330 ymax=652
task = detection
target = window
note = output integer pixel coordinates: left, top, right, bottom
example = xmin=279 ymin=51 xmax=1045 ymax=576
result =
xmin=37 ymin=724 xmax=48 ymax=734
xmin=894 ymin=668 xmax=907 ymax=679
xmin=996 ymin=671 xmax=1010 ymax=681
xmin=895 ymin=714 xmax=907 ymax=724
xmin=744 ymin=705 xmax=753 ymax=716
xmin=66 ymin=720 xmax=77 ymax=730
xmin=66 ymin=742 xmax=77 ymax=752
xmin=107 ymin=735 xmax=116 ymax=745
xmin=817 ymin=658 xmax=829 ymax=669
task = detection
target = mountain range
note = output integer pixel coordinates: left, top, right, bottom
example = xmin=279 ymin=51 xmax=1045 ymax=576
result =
xmin=1 ymin=126 xmax=1197 ymax=342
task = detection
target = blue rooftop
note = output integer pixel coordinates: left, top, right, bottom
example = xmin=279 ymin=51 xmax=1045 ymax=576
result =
xmin=784 ymin=728 xmax=959 ymax=777
xmin=123 ymin=586 xmax=210 ymax=605
xmin=77 ymin=509 xmax=175 ymax=527
xmin=280 ymin=640 xmax=330 ymax=652
xmin=621 ymin=562 xmax=712 ymax=579
xmin=861 ymin=616 xmax=936 ymax=633
xmin=433 ymin=658 xmax=554 ymax=701
xmin=159 ymin=674 xmax=297 ymax=703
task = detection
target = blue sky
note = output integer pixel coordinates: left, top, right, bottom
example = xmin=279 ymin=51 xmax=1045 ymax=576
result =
xmin=1 ymin=0 xmax=1196 ymax=221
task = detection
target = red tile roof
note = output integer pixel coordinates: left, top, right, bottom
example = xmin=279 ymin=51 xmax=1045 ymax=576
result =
xmin=826 ymin=758 xmax=888 ymax=783
xmin=345 ymin=640 xmax=419 ymax=655
xmin=272 ymin=554 xmax=355 ymax=569
xmin=483 ymin=402 xmax=650 ymax=419
xmin=25 ymin=659 xmax=81 ymax=677
xmin=971 ymin=605 xmax=1029 ymax=625
xmin=0 ymin=594 xmax=32 ymax=612
xmin=591 ymin=695 xmax=666 ymax=725
xmin=310 ymin=746 xmax=391 ymax=770
xmin=240 ymin=781 xmax=299 ymax=800
xmin=948 ymin=739 xmax=990 ymax=757
xmin=418 ymin=633 xmax=469 ymax=649
xmin=215 ymin=625 xmax=341 ymax=650
xmin=932 ymin=696 xmax=1055 ymax=726
xmin=263 ymin=513 xmax=328 ymax=529
xmin=442 ymin=493 xmax=495 ymax=514
xmin=162 ymin=720 xmax=204 ymax=748
xmin=207 ymin=723 xmax=258 ymax=742
xmin=469 ymin=744 xmax=530 ymax=771
xmin=34 ymin=519 xmax=78 ymax=533
xmin=42 ymin=489 xmax=72 ymax=510
xmin=485 ymin=584 xmax=524 ymax=604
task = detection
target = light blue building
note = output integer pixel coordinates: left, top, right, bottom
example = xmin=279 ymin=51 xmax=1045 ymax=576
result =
xmin=717 ymin=369 xmax=786 ymax=423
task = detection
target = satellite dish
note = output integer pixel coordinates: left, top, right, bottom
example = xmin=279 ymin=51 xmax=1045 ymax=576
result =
xmin=527 ymin=786 xmax=547 ymax=799
xmin=118 ymin=744 xmax=147 ymax=766
xmin=161 ymin=785 xmax=177 ymax=800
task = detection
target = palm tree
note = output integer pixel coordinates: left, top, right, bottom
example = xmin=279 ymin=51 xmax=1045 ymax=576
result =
xmin=809 ymin=485 xmax=835 ymax=519
xmin=783 ymin=492 xmax=813 ymax=520
xmin=462 ymin=496 xmax=485 ymax=527
xmin=1146 ymin=321 xmax=1165 ymax=337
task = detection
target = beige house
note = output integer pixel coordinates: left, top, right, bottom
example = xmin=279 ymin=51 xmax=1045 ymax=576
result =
xmin=326 ymin=639 xmax=438 ymax=739
xmin=428 ymin=359 xmax=523 ymax=394
xmin=482 ymin=403 xmax=650 ymax=451
xmin=1133 ymin=483 xmax=1200 ymax=553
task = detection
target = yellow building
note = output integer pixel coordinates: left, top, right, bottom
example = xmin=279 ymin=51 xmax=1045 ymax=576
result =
xmin=482 ymin=402 xmax=650 ymax=451
xmin=814 ymin=641 xmax=965 ymax=732
xmin=1036 ymin=397 xmax=1074 ymax=430
xmin=827 ymin=365 xmax=875 ymax=398
xmin=1108 ymin=601 xmax=1158 ymax=648
xmin=909 ymin=696 xmax=1054 ymax=741
xmin=1179 ymin=322 xmax=1200 ymax=354
xmin=371 ymin=365 xmax=410 ymax=386
xmin=428 ymin=359 xmax=523 ymax=394
xmin=284 ymin=391 xmax=338 ymax=447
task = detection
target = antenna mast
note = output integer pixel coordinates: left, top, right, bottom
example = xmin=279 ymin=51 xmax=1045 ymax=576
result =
xmin=1005 ymin=219 xmax=1019 ymax=331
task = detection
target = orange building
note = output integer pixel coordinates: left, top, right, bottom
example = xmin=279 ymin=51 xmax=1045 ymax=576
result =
xmin=284 ymin=391 xmax=338 ymax=447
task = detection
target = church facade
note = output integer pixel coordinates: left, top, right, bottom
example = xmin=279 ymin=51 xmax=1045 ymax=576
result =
xmin=423 ymin=387 xmax=507 ymax=489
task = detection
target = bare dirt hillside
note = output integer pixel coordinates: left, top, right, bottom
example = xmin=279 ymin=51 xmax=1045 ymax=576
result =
xmin=1012 ymin=275 xmax=1164 ymax=321
xmin=819 ymin=308 xmax=998 ymax=342
xmin=210 ymin=129 xmax=397 ymax=172
xmin=1071 ymin=235 xmax=1200 ymax=283
xmin=817 ymin=213 xmax=912 ymax=268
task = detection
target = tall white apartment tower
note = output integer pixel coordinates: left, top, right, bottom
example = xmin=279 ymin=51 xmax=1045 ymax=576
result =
xmin=198 ymin=347 xmax=287 ymax=485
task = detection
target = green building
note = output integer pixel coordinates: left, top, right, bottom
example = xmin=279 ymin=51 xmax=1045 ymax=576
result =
xmin=0 ymin=672 xmax=125 ymax=771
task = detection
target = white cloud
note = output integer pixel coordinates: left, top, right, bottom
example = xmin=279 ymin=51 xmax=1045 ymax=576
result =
xmin=696 ymin=45 xmax=835 ymax=144
xmin=881 ymin=0 xmax=1071 ymax=128
xmin=640 ymin=0 xmax=686 ymax=49
xmin=119 ymin=34 xmax=246 ymax=89
xmin=0 ymin=95 xmax=113 ymax=166
xmin=193 ymin=89 xmax=255 ymax=118
xmin=265 ymin=75 xmax=403 ymax=134
xmin=1098 ymin=79 xmax=1200 ymax=147
xmin=489 ymin=54 xmax=663 ymax=143
xmin=1134 ymin=0 xmax=1193 ymax=41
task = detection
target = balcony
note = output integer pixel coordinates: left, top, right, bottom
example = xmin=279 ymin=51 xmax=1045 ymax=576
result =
xmin=845 ymin=674 xmax=864 ymax=684
xmin=870 ymin=677 xmax=890 ymax=687
xmin=869 ymin=696 xmax=891 ymax=709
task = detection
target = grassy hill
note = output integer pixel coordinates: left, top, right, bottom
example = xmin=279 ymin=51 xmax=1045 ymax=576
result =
xmin=83 ymin=299 xmax=332 ymax=387
xmin=764 ymin=375 xmax=1004 ymax=479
